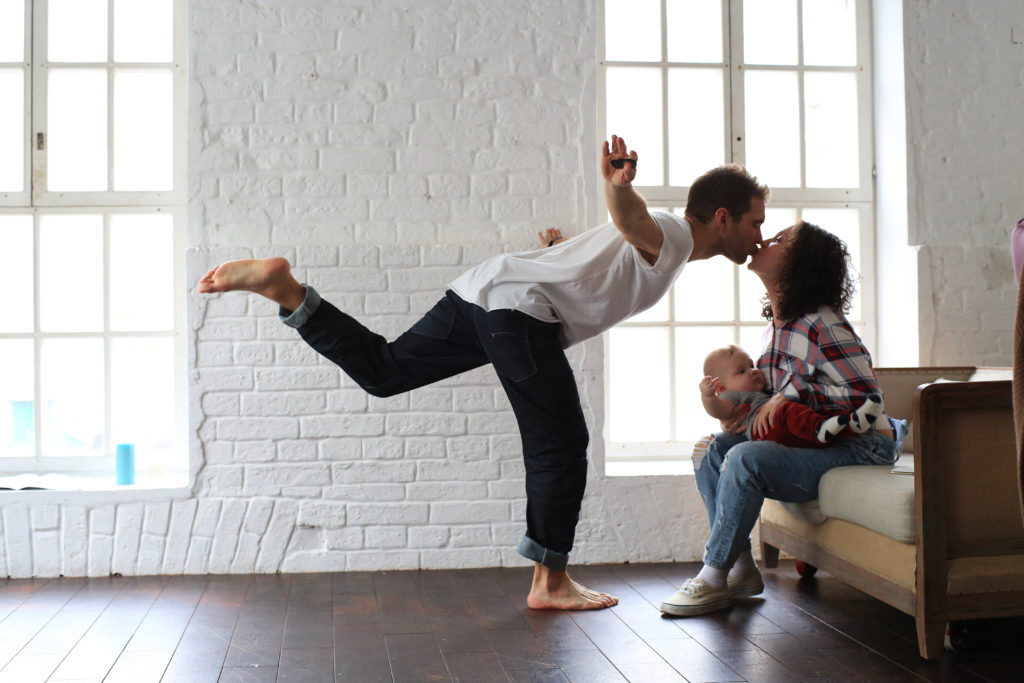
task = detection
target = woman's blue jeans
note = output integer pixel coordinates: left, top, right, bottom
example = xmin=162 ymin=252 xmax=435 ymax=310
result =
xmin=693 ymin=430 xmax=900 ymax=569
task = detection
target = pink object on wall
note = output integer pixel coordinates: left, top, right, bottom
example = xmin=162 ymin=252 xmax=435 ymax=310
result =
xmin=1014 ymin=218 xmax=1024 ymax=283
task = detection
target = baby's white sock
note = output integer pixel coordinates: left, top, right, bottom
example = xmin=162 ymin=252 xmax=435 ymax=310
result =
xmin=729 ymin=550 xmax=758 ymax=578
xmin=850 ymin=394 xmax=884 ymax=434
xmin=696 ymin=563 xmax=728 ymax=588
xmin=816 ymin=413 xmax=850 ymax=443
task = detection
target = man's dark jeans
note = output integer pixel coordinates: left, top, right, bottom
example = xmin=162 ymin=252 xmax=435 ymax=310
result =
xmin=283 ymin=287 xmax=589 ymax=571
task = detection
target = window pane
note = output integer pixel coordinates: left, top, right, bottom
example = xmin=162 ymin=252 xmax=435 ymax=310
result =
xmin=49 ymin=0 xmax=107 ymax=63
xmin=114 ymin=0 xmax=174 ymax=63
xmin=739 ymin=324 xmax=769 ymax=359
xmin=743 ymin=0 xmax=797 ymax=65
xmin=675 ymin=326 xmax=733 ymax=441
xmin=667 ymin=0 xmax=722 ymax=63
xmin=39 ymin=214 xmax=104 ymax=332
xmin=804 ymin=72 xmax=859 ymax=188
xmin=111 ymin=337 xmax=174 ymax=459
xmin=0 ymin=214 xmax=33 ymax=332
xmin=41 ymin=338 xmax=105 ymax=456
xmin=110 ymin=214 xmax=174 ymax=330
xmin=605 ymin=0 xmax=661 ymax=62
xmin=668 ymin=68 xmax=725 ymax=186
xmin=0 ymin=68 xmax=24 ymax=192
xmin=608 ymin=327 xmax=670 ymax=441
xmin=803 ymin=0 xmax=857 ymax=66
xmin=606 ymin=67 xmax=664 ymax=186
xmin=113 ymin=70 xmax=173 ymax=191
xmin=802 ymin=208 xmax=862 ymax=320
xmin=673 ymin=257 xmax=734 ymax=321
xmin=744 ymin=70 xmax=800 ymax=188
xmin=739 ymin=265 xmax=767 ymax=322
xmin=0 ymin=339 xmax=34 ymax=457
xmin=0 ymin=0 xmax=25 ymax=61
xmin=48 ymin=69 xmax=108 ymax=191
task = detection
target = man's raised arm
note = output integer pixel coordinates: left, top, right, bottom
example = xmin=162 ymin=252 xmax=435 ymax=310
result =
xmin=602 ymin=134 xmax=663 ymax=265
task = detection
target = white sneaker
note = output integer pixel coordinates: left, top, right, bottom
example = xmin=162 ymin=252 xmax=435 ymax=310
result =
xmin=727 ymin=568 xmax=764 ymax=598
xmin=660 ymin=578 xmax=733 ymax=616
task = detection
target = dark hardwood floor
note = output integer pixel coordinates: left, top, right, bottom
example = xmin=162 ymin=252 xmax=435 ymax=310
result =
xmin=0 ymin=560 xmax=1021 ymax=682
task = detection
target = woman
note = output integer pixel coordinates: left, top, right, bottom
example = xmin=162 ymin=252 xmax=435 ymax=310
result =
xmin=661 ymin=221 xmax=903 ymax=616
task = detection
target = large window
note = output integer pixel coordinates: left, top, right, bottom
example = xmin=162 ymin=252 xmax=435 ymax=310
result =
xmin=0 ymin=0 xmax=186 ymax=483
xmin=601 ymin=0 xmax=875 ymax=466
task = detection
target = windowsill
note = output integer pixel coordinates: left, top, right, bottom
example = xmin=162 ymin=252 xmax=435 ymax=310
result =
xmin=605 ymin=459 xmax=694 ymax=477
xmin=0 ymin=471 xmax=191 ymax=499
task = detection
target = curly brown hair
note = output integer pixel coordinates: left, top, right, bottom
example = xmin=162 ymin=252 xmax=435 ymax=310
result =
xmin=761 ymin=221 xmax=856 ymax=321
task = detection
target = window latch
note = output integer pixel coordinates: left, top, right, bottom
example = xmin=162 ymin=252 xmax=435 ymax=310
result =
xmin=37 ymin=132 xmax=44 ymax=150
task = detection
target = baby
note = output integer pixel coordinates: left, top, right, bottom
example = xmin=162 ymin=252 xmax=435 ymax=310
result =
xmin=701 ymin=344 xmax=883 ymax=447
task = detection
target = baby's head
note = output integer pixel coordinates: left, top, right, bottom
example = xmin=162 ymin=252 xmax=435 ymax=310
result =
xmin=704 ymin=345 xmax=766 ymax=393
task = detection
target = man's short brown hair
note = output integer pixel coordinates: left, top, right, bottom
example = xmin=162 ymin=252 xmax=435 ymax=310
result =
xmin=685 ymin=164 xmax=769 ymax=224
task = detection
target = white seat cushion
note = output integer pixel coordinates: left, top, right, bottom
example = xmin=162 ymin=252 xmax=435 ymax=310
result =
xmin=817 ymin=456 xmax=916 ymax=543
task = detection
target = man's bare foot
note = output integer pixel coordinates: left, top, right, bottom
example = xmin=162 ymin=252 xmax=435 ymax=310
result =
xmin=526 ymin=564 xmax=618 ymax=610
xmin=197 ymin=257 xmax=305 ymax=311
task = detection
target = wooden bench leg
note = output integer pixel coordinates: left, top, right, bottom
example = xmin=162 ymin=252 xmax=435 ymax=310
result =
xmin=760 ymin=541 xmax=780 ymax=568
xmin=917 ymin=618 xmax=945 ymax=659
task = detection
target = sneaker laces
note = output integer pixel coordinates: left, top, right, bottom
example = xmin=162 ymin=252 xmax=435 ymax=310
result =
xmin=678 ymin=578 xmax=710 ymax=596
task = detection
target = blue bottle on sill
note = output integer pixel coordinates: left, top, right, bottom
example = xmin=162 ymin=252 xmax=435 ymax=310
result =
xmin=115 ymin=444 xmax=135 ymax=485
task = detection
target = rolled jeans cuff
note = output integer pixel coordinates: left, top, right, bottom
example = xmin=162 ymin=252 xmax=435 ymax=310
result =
xmin=279 ymin=284 xmax=321 ymax=328
xmin=517 ymin=535 xmax=569 ymax=571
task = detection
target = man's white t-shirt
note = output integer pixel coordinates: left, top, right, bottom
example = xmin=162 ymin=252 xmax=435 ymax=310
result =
xmin=449 ymin=211 xmax=694 ymax=347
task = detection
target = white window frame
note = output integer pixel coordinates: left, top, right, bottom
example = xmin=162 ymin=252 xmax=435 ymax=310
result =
xmin=0 ymin=0 xmax=187 ymax=482
xmin=599 ymin=0 xmax=876 ymax=465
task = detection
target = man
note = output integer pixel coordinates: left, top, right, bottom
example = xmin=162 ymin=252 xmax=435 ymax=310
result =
xmin=198 ymin=135 xmax=768 ymax=609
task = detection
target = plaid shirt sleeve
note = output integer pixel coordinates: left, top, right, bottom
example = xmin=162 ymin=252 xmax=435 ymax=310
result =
xmin=763 ymin=308 xmax=881 ymax=413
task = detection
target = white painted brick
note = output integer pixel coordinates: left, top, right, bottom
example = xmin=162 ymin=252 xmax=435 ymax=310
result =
xmin=446 ymin=436 xmax=490 ymax=461
xmin=365 ymin=526 xmax=407 ymax=549
xmin=277 ymin=439 xmax=318 ymax=462
xmin=30 ymin=505 xmax=60 ymax=531
xmin=323 ymin=483 xmax=407 ymax=502
xmin=325 ymin=528 xmax=364 ymax=551
xmin=487 ymin=480 xmax=525 ymax=500
xmin=235 ymin=440 xmax=276 ymax=463
xmin=209 ymin=499 xmax=247 ymax=573
xmin=405 ymin=481 xmax=488 ymax=502
xmin=90 ymin=507 xmax=116 ymax=536
xmin=88 ymin=534 xmax=114 ymax=577
xmin=332 ymin=461 xmax=417 ymax=484
xmin=430 ymin=501 xmax=511 ymax=525
xmin=162 ymin=500 xmax=198 ymax=574
xmin=348 ymin=503 xmax=429 ymax=526
xmin=362 ymin=437 xmax=404 ymax=460
xmin=255 ymin=367 xmax=339 ymax=391
xmin=202 ymin=392 xmax=240 ymax=416
xmin=184 ymin=536 xmax=212 ymax=574
xmin=137 ymin=534 xmax=166 ymax=576
xmin=31 ymin=529 xmax=60 ymax=577
xmin=205 ymin=465 xmax=244 ymax=491
xmin=240 ymin=391 xmax=326 ymax=416
xmin=492 ymin=522 xmax=523 ymax=546
xmin=345 ymin=550 xmax=419 ymax=571
xmin=231 ymin=532 xmax=261 ymax=572
xmin=417 ymin=460 xmax=501 ymax=482
xmin=254 ymin=501 xmax=298 ymax=573
xmin=243 ymin=499 xmax=274 ymax=535
xmin=404 ymin=437 xmax=447 ymax=459
xmin=300 ymin=414 xmax=384 ymax=438
xmin=218 ymin=417 xmax=298 ymax=440
xmin=191 ymin=499 xmax=223 ymax=538
xmin=297 ymin=501 xmax=345 ymax=529
xmin=61 ymin=507 xmax=88 ymax=577
xmin=367 ymin=393 xmax=410 ymax=411
xmin=419 ymin=548 xmax=501 ymax=570
xmin=197 ymin=317 xmax=257 ymax=341
xmin=319 ymin=438 xmax=363 ymax=461
xmin=275 ymin=341 xmax=322 ymax=366
xmin=112 ymin=503 xmax=144 ymax=576
xmin=197 ymin=341 xmax=233 ymax=366
xmin=326 ymin=389 xmax=369 ymax=413
xmin=198 ymin=368 xmax=255 ymax=392
xmin=450 ymin=526 xmax=492 ymax=548
xmin=385 ymin=413 xmax=466 ymax=437
xmin=234 ymin=342 xmax=276 ymax=366
xmin=408 ymin=388 xmax=453 ymax=412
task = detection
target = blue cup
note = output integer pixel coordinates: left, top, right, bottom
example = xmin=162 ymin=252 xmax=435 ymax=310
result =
xmin=115 ymin=443 xmax=135 ymax=485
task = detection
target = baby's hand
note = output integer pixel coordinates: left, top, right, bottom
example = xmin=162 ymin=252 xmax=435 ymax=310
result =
xmin=699 ymin=376 xmax=723 ymax=398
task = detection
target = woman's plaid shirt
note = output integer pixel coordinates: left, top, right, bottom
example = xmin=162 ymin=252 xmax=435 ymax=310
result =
xmin=756 ymin=306 xmax=881 ymax=413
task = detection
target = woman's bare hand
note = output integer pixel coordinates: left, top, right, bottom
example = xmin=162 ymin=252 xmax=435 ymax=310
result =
xmin=538 ymin=227 xmax=565 ymax=248
xmin=751 ymin=393 xmax=788 ymax=438
xmin=720 ymin=403 xmax=750 ymax=434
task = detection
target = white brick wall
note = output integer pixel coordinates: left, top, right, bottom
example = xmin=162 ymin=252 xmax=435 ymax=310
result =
xmin=906 ymin=0 xmax=1024 ymax=365
xmin=5 ymin=0 xmax=1016 ymax=579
